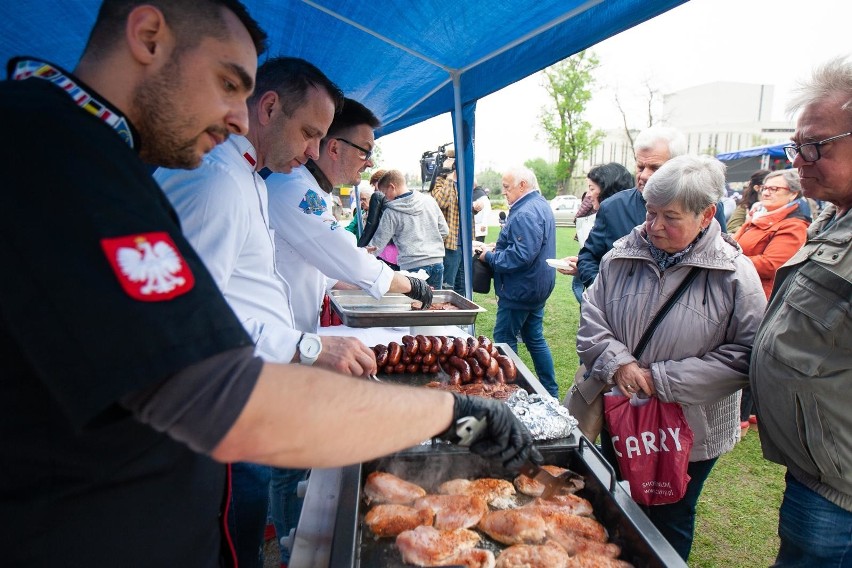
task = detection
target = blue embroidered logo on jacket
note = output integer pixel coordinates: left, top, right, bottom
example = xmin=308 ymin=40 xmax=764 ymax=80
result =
xmin=299 ymin=189 xmax=327 ymax=216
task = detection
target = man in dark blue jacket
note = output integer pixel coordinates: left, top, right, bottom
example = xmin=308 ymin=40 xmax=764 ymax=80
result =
xmin=478 ymin=167 xmax=558 ymax=397
xmin=577 ymin=126 xmax=728 ymax=288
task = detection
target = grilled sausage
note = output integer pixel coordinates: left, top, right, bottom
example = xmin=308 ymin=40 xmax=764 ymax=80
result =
xmin=438 ymin=354 xmax=448 ymax=363
xmin=422 ymin=352 xmax=436 ymax=366
xmin=449 ymin=369 xmax=462 ymax=386
xmin=415 ymin=335 xmax=431 ymax=355
xmin=486 ymin=357 xmax=500 ymax=378
xmin=387 ymin=342 xmax=402 ymax=366
xmin=402 ymin=335 xmax=418 ymax=356
xmin=427 ymin=336 xmax=441 ymax=354
xmin=449 ymin=355 xmax=472 ymax=383
xmin=466 ymin=336 xmax=479 ymax=353
xmin=413 ymin=354 xmax=423 ymax=364
xmin=468 ymin=357 xmax=485 ymax=378
xmin=373 ymin=345 xmax=389 ymax=367
xmin=478 ymin=335 xmax=493 ymax=352
xmin=429 ymin=364 xmax=440 ymax=374
xmin=394 ymin=363 xmax=406 ymax=374
xmin=473 ymin=347 xmax=491 ymax=368
xmin=495 ymin=354 xmax=517 ymax=382
xmin=452 ymin=337 xmax=468 ymax=358
xmin=494 ymin=368 xmax=506 ymax=384
xmin=406 ymin=363 xmax=419 ymax=374
xmin=441 ymin=336 xmax=455 ymax=356
xmin=401 ymin=353 xmax=412 ymax=365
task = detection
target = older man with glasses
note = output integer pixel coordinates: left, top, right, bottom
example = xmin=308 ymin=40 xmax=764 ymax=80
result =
xmin=750 ymin=56 xmax=852 ymax=566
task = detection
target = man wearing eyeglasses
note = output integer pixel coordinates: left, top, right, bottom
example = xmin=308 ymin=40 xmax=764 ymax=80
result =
xmin=750 ymin=56 xmax=852 ymax=566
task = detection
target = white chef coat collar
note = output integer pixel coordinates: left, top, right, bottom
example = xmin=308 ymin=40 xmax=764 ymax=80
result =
xmin=226 ymin=135 xmax=259 ymax=172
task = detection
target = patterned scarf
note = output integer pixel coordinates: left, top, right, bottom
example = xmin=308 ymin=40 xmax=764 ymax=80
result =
xmin=647 ymin=227 xmax=708 ymax=271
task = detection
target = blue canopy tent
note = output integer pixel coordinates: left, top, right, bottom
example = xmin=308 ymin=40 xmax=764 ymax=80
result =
xmin=1 ymin=0 xmax=689 ymax=296
xmin=717 ymin=143 xmax=791 ymax=183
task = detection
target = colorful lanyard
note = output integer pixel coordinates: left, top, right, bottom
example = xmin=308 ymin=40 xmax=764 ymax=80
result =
xmin=11 ymin=58 xmax=134 ymax=148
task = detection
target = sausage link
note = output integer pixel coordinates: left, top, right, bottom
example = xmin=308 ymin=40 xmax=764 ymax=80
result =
xmin=486 ymin=357 xmax=500 ymax=378
xmin=373 ymin=345 xmax=389 ymax=367
xmin=478 ymin=336 xmax=493 ymax=352
xmin=415 ymin=334 xmax=431 ymax=355
xmin=495 ymin=354 xmax=517 ymax=382
xmin=427 ymin=336 xmax=441 ymax=354
xmin=406 ymin=363 xmax=419 ymax=374
xmin=394 ymin=363 xmax=406 ymax=374
xmin=441 ymin=336 xmax=455 ymax=356
xmin=428 ymin=364 xmax=441 ymax=374
xmin=413 ymin=354 xmax=423 ymax=364
xmin=452 ymin=337 xmax=468 ymax=358
xmin=449 ymin=355 xmax=472 ymax=384
xmin=494 ymin=368 xmax=506 ymax=384
xmin=401 ymin=353 xmax=412 ymax=365
xmin=402 ymin=335 xmax=419 ymax=356
xmin=473 ymin=347 xmax=491 ymax=368
xmin=387 ymin=342 xmax=402 ymax=366
xmin=468 ymin=357 xmax=485 ymax=378
xmin=422 ymin=352 xmax=436 ymax=366
xmin=466 ymin=336 xmax=479 ymax=353
xmin=438 ymin=354 xmax=448 ymax=363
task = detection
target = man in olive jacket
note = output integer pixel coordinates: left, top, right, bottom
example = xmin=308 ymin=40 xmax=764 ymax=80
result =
xmin=750 ymin=56 xmax=852 ymax=566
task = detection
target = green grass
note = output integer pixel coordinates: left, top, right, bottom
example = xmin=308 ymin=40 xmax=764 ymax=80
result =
xmin=472 ymin=226 xmax=785 ymax=567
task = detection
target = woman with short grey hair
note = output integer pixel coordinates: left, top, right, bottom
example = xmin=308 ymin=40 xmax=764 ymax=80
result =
xmin=577 ymin=154 xmax=766 ymax=560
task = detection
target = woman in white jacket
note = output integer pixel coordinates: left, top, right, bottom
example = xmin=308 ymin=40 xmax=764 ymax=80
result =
xmin=576 ymin=155 xmax=766 ymax=561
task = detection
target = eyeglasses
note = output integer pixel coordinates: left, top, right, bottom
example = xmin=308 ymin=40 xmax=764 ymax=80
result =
xmin=760 ymin=185 xmax=790 ymax=194
xmin=784 ymin=131 xmax=852 ymax=162
xmin=335 ymin=138 xmax=373 ymax=161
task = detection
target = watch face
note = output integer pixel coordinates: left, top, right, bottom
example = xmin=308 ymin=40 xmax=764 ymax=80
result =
xmin=302 ymin=336 xmax=322 ymax=357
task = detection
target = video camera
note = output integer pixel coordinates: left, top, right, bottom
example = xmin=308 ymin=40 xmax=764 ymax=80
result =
xmin=420 ymin=142 xmax=454 ymax=192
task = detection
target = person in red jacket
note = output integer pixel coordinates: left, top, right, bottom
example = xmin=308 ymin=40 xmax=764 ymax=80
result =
xmin=734 ymin=169 xmax=811 ymax=299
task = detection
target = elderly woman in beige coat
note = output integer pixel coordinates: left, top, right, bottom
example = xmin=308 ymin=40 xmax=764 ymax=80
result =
xmin=577 ymin=154 xmax=766 ymax=561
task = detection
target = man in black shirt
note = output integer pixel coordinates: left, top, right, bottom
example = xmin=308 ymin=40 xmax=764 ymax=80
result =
xmin=0 ymin=1 xmax=539 ymax=565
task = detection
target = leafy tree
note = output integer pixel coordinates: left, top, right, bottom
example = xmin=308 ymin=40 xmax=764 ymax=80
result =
xmin=524 ymin=158 xmax=558 ymax=199
xmin=476 ymin=168 xmax=503 ymax=193
xmin=539 ymin=50 xmax=604 ymax=191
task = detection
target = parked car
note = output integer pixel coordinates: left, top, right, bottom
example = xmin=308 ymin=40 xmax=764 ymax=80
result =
xmin=550 ymin=194 xmax=579 ymax=211
xmin=552 ymin=196 xmax=580 ymax=226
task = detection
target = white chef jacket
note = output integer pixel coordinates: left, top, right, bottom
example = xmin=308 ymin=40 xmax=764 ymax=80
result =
xmin=266 ymin=166 xmax=394 ymax=333
xmin=154 ymin=136 xmax=301 ymax=363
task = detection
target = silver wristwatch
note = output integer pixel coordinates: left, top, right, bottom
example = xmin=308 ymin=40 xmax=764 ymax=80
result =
xmin=298 ymin=332 xmax=322 ymax=366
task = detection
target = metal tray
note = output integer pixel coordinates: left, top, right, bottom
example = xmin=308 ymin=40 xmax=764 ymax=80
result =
xmin=330 ymin=438 xmax=687 ymax=568
xmin=328 ymin=290 xmax=485 ymax=327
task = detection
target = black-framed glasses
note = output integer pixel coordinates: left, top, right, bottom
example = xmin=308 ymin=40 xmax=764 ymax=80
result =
xmin=335 ymin=138 xmax=373 ymax=161
xmin=784 ymin=131 xmax=852 ymax=162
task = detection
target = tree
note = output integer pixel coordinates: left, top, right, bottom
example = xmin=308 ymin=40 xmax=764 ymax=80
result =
xmin=613 ymin=77 xmax=667 ymax=157
xmin=524 ymin=158 xmax=558 ymax=200
xmin=539 ymin=50 xmax=604 ymax=192
xmin=476 ymin=168 xmax=502 ymax=193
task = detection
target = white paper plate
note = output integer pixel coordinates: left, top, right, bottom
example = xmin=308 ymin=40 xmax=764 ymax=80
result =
xmin=546 ymin=258 xmax=573 ymax=270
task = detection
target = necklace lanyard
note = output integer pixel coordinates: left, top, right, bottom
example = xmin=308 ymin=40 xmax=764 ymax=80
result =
xmin=11 ymin=58 xmax=135 ymax=148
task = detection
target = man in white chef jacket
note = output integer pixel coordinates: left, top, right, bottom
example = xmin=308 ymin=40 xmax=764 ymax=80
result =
xmin=266 ymin=98 xmax=431 ymax=333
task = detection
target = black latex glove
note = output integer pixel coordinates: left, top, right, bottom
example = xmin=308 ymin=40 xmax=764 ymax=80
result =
xmin=404 ymin=275 xmax=433 ymax=309
xmin=441 ymin=393 xmax=542 ymax=472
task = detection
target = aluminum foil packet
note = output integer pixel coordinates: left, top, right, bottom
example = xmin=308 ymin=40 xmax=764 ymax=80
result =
xmin=506 ymin=389 xmax=577 ymax=440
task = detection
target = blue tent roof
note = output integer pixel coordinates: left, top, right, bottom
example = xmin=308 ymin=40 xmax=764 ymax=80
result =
xmin=1 ymin=0 xmax=689 ymax=296
xmin=716 ymin=143 xmax=789 ymax=161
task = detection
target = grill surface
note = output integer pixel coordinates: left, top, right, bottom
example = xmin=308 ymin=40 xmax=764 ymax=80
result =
xmin=330 ymin=439 xmax=687 ymax=568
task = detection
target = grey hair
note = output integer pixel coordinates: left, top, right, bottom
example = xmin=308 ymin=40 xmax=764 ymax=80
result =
xmin=644 ymin=155 xmax=726 ymax=215
xmin=504 ymin=167 xmax=539 ymax=189
xmin=634 ymin=126 xmax=687 ymax=159
xmin=763 ymin=169 xmax=803 ymax=197
xmin=786 ymin=55 xmax=852 ymax=119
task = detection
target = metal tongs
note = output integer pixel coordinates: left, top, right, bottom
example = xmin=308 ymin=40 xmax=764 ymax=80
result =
xmin=518 ymin=462 xmax=583 ymax=499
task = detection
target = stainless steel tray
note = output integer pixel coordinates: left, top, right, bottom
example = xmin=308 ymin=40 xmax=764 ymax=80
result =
xmin=328 ymin=289 xmax=485 ymax=327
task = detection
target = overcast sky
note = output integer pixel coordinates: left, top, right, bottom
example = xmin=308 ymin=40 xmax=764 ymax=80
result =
xmin=377 ymin=0 xmax=852 ymax=177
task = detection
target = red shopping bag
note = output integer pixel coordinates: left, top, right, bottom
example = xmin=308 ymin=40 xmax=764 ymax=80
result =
xmin=604 ymin=394 xmax=694 ymax=506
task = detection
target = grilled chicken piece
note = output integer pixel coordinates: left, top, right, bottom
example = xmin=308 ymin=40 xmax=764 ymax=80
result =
xmin=546 ymin=527 xmax=622 ymax=558
xmin=364 ymin=503 xmax=433 ymax=537
xmin=438 ymin=548 xmax=496 ymax=568
xmin=523 ymin=494 xmax=595 ymax=517
xmin=414 ymin=494 xmax=488 ymax=530
xmin=363 ymin=471 xmax=426 ymax=505
xmin=477 ymin=508 xmax=547 ymax=545
xmin=395 ymin=525 xmax=481 ymax=566
xmin=513 ymin=465 xmax=585 ymax=497
xmin=565 ymin=554 xmax=634 ymax=568
xmin=537 ymin=510 xmax=607 ymax=543
xmin=438 ymin=477 xmax=516 ymax=508
xmin=494 ymin=541 xmax=571 ymax=568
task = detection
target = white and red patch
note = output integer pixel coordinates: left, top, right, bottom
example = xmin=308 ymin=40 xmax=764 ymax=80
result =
xmin=100 ymin=232 xmax=195 ymax=301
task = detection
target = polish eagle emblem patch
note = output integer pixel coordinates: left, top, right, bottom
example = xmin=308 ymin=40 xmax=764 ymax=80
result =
xmin=100 ymin=232 xmax=195 ymax=301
